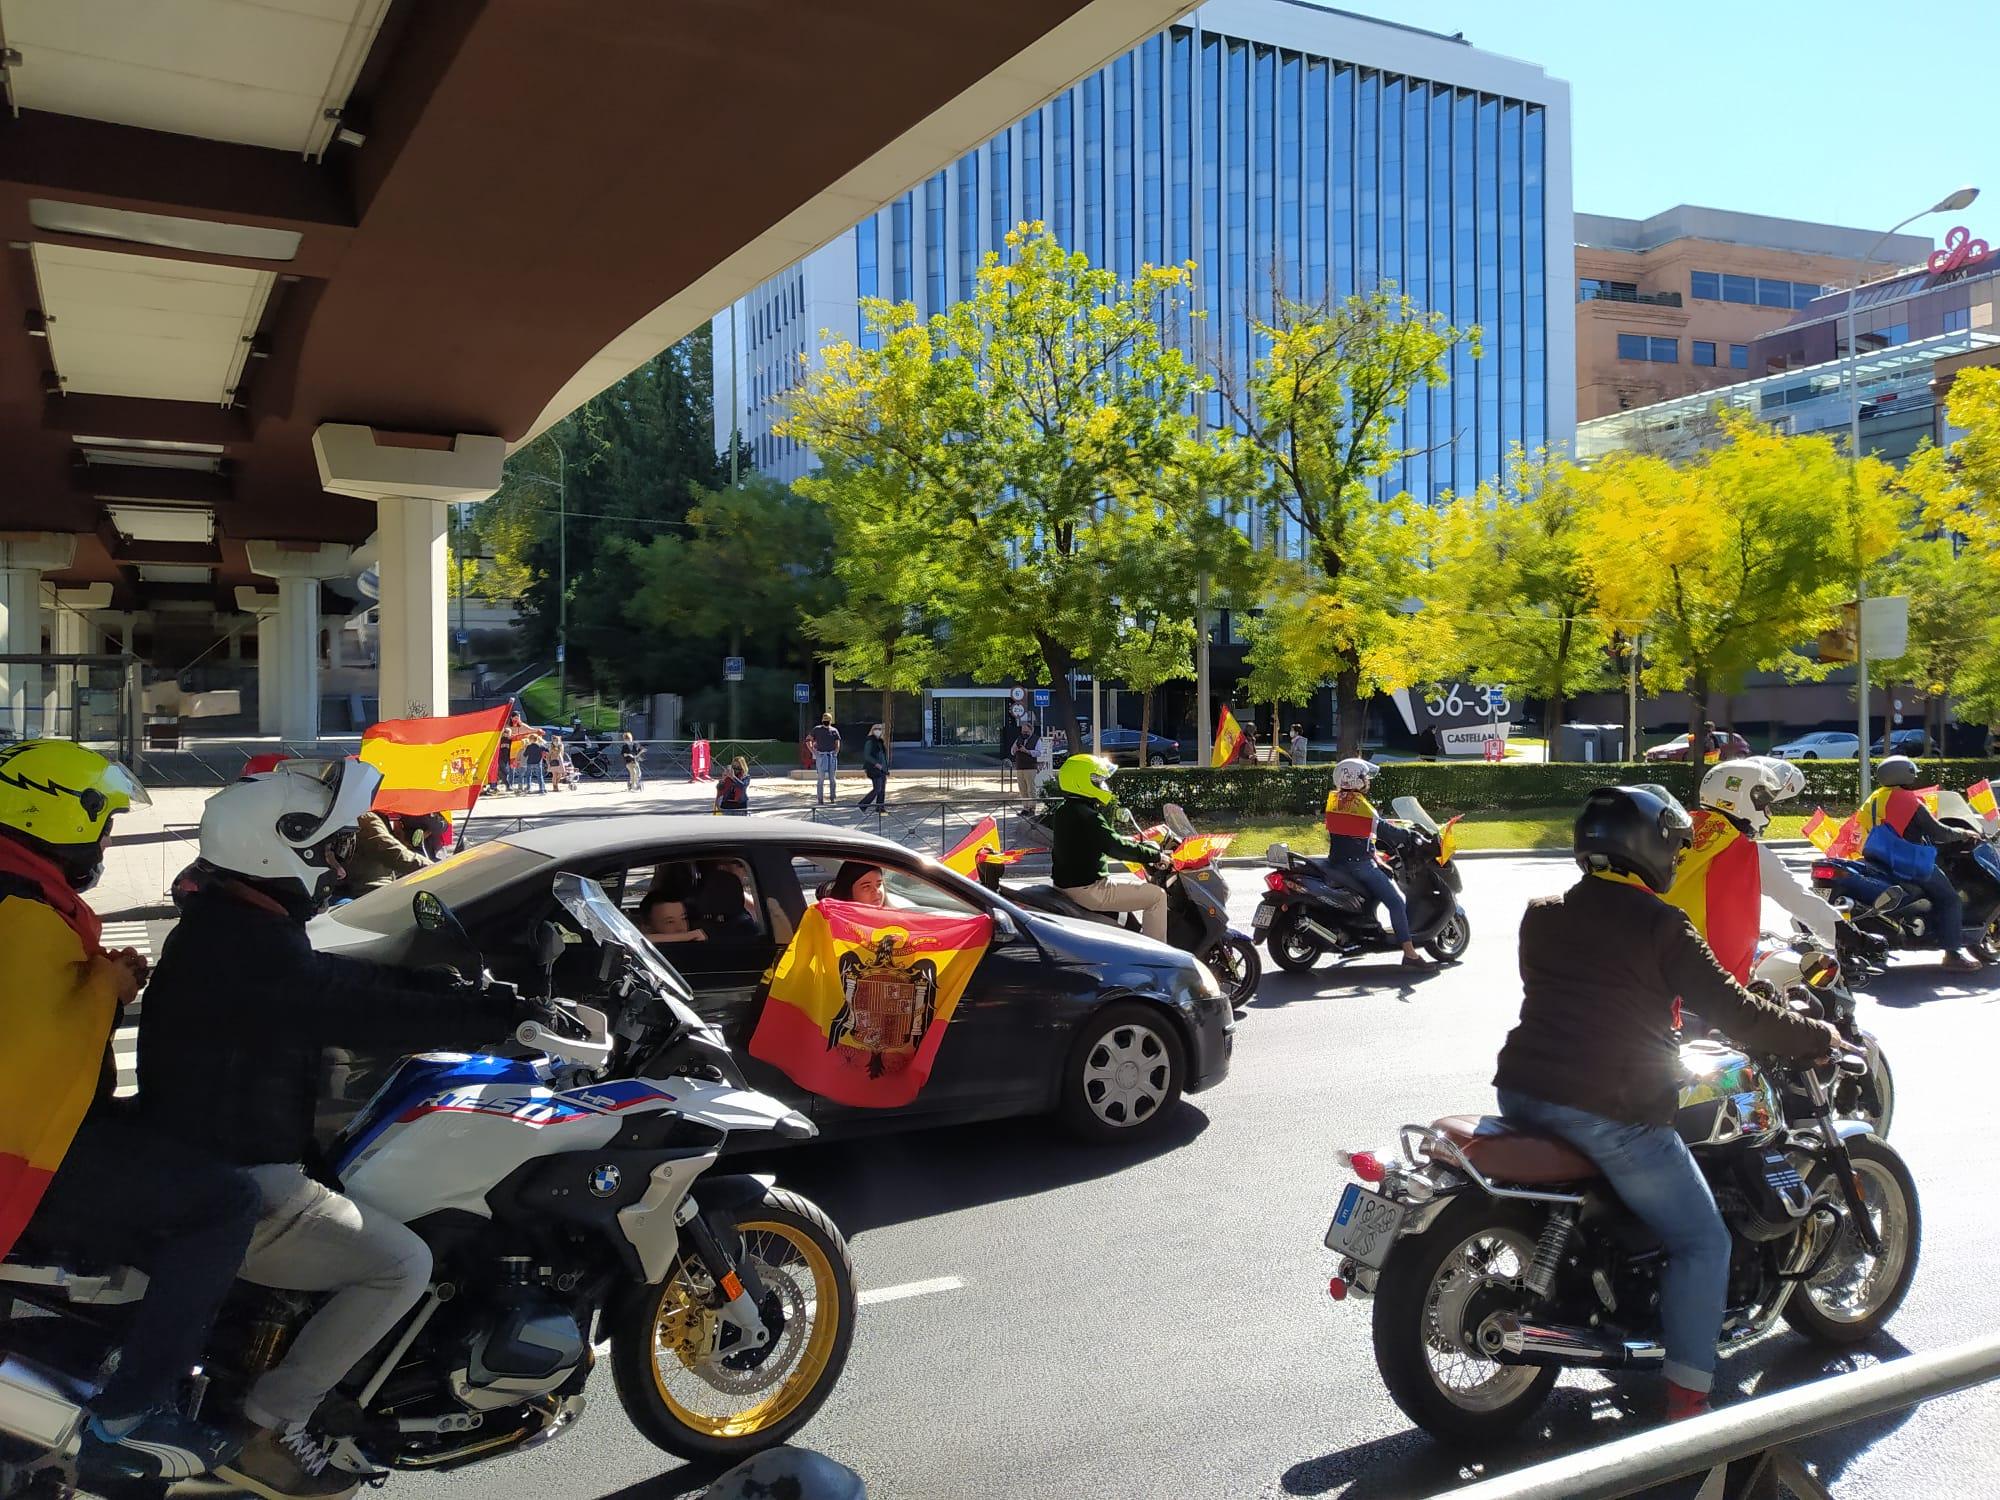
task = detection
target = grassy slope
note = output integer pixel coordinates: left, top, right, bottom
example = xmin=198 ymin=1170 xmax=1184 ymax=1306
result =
xmin=518 ymin=676 xmax=622 ymax=733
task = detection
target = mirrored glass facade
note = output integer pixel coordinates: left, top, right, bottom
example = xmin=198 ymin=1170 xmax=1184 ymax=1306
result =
xmin=722 ymin=2 xmax=1571 ymax=499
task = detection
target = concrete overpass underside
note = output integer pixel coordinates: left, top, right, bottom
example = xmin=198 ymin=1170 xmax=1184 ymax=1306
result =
xmin=0 ymin=0 xmax=1190 ymax=738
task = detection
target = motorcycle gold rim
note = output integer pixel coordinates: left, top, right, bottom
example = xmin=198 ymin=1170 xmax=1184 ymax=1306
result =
xmin=649 ymin=1218 xmax=842 ymax=1439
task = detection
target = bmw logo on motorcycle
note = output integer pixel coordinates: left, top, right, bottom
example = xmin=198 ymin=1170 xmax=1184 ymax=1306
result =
xmin=589 ymin=1164 xmax=622 ymax=1197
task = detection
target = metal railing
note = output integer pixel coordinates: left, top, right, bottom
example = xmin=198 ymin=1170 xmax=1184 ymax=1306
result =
xmin=1452 ymin=1332 xmax=2000 ymax=1499
xmin=1579 ymin=286 xmax=1685 ymax=307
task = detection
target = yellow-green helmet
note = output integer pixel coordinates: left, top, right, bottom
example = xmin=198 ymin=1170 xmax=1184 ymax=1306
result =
xmin=0 ymin=738 xmax=150 ymax=889
xmin=1057 ymin=752 xmax=1117 ymax=804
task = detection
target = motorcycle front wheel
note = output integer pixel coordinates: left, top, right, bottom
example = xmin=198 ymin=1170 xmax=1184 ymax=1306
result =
xmin=610 ymin=1187 xmax=856 ymax=1463
xmin=1783 ymin=1135 xmax=1920 ymax=1346
xmin=1425 ymin=907 xmax=1472 ymax=964
xmin=1205 ymin=938 xmax=1261 ymax=1009
xmin=1266 ymin=910 xmax=1326 ymax=973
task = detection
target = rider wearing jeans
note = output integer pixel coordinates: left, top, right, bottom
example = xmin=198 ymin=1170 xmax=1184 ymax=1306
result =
xmin=1323 ymin=758 xmax=1429 ymax=970
xmin=140 ymin=760 xmax=505 ymax=1500
xmin=1855 ymin=755 xmax=1984 ymax=972
xmin=1492 ymin=784 xmax=1837 ymax=1420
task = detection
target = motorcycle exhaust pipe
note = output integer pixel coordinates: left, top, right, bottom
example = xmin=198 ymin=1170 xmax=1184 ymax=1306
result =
xmin=1480 ymin=1313 xmax=1664 ymax=1370
xmin=1300 ymin=916 xmax=1348 ymax=947
xmin=0 ymin=1352 xmax=86 ymax=1454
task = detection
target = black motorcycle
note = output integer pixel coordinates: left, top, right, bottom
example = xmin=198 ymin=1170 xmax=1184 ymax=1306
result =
xmin=1327 ymin=1044 xmax=1918 ymax=1446
xmin=1253 ymin=796 xmax=1469 ymax=970
xmin=1002 ymin=805 xmax=1261 ymax=1010
xmin=1810 ymin=830 xmax=2000 ymax=965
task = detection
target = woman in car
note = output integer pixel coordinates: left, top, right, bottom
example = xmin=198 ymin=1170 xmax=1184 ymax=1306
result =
xmin=818 ymin=862 xmax=885 ymax=906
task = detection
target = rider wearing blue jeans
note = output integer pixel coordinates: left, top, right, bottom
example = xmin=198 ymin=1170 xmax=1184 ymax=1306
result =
xmin=1491 ymin=784 xmax=1839 ymax=1420
xmin=1324 ymin=758 xmax=1429 ymax=969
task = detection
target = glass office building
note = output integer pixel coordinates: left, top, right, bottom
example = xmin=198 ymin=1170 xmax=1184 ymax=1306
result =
xmin=715 ymin=0 xmax=1574 ymax=525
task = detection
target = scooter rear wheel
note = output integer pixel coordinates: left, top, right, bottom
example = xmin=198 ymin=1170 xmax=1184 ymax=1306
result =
xmin=1266 ymin=910 xmax=1326 ymax=973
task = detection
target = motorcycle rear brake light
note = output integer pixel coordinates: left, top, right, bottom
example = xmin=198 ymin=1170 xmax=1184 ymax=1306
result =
xmin=1327 ymin=1276 xmax=1349 ymax=1301
xmin=1263 ymin=871 xmax=1289 ymax=893
xmin=1347 ymin=1150 xmax=1387 ymax=1184
xmin=1811 ymin=863 xmax=1839 ymax=881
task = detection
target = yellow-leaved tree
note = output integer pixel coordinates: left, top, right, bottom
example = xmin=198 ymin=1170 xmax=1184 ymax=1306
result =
xmin=1907 ymin=366 xmax=2000 ymax=736
xmin=1582 ymin=417 xmax=1904 ymax=743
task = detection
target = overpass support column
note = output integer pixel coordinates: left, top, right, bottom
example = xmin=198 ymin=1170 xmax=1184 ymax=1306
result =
xmin=245 ymin=545 xmax=354 ymax=744
xmin=236 ymin=591 xmax=283 ymax=735
xmin=312 ymin=425 xmax=504 ymax=722
xmin=0 ymin=535 xmax=75 ymax=737
xmin=46 ymin=585 xmax=112 ymax=737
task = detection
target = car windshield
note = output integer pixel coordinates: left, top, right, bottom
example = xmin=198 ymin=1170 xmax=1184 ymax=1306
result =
xmin=332 ymin=839 xmax=546 ymax=934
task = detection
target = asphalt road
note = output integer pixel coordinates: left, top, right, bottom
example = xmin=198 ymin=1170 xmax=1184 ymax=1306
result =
xmin=395 ymin=853 xmax=2000 ymax=1500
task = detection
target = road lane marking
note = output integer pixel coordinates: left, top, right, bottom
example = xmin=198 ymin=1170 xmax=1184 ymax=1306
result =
xmin=858 ymin=1276 xmax=965 ymax=1307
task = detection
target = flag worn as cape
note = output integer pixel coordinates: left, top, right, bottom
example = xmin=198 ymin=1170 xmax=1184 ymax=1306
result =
xmin=361 ymin=704 xmax=510 ymax=817
xmin=749 ymin=899 xmax=991 ymax=1108
xmin=1212 ymin=706 xmax=1247 ymax=768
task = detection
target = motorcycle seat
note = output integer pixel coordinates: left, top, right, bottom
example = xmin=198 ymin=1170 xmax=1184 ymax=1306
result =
xmin=1011 ymin=884 xmax=1102 ymax=924
xmin=1429 ymin=1115 xmax=1602 ymax=1185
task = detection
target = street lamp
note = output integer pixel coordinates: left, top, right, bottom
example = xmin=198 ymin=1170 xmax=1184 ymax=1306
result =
xmin=1847 ymin=185 xmax=1977 ymax=802
xmin=512 ymin=444 xmax=569 ymax=716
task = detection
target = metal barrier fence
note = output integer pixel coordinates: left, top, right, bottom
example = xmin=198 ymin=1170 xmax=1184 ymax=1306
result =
xmin=1453 ymin=1333 xmax=2000 ymax=1500
xmin=128 ymin=736 xmax=786 ymax=789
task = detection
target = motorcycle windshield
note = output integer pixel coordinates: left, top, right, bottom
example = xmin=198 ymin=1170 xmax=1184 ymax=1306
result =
xmin=551 ymin=872 xmax=713 ymax=1039
xmin=1389 ymin=795 xmax=1440 ymax=835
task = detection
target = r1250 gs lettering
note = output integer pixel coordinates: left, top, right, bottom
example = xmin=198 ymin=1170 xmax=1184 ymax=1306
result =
xmin=0 ymin=875 xmax=855 ymax=1493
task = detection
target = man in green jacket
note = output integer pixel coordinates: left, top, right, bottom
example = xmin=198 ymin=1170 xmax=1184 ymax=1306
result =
xmin=1047 ymin=754 xmax=1169 ymax=941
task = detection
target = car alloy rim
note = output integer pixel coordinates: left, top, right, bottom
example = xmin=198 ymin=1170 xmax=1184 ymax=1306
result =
xmin=1081 ymin=1021 xmax=1171 ymax=1127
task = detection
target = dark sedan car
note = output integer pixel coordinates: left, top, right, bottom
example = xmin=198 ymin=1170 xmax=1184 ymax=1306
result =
xmin=1643 ymin=730 xmax=1753 ymax=764
xmin=1054 ymin=727 xmax=1182 ymax=766
xmin=310 ymin=817 xmax=1232 ymax=1145
xmin=1870 ymin=729 xmax=1930 ymax=756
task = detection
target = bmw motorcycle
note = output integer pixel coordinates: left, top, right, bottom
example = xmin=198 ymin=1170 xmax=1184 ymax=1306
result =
xmin=1749 ymin=930 xmax=1893 ymax=1135
xmin=0 ymin=875 xmax=855 ymax=1495
xmin=1005 ymin=804 xmax=1261 ymax=1010
xmin=1253 ymin=796 xmax=1470 ymax=970
xmin=1323 ymin=1044 xmax=1919 ymax=1446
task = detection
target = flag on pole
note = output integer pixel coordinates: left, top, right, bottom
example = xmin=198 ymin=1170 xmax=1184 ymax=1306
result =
xmin=940 ymin=817 xmax=1023 ymax=876
xmin=1212 ymin=706 xmax=1247 ymax=768
xmin=1801 ymin=808 xmax=1836 ymax=853
xmin=360 ymin=704 xmax=510 ymax=817
xmin=1824 ymin=813 xmax=1863 ymax=860
xmin=749 ymin=900 xmax=992 ymax=1108
xmin=1969 ymin=779 xmax=1998 ymax=819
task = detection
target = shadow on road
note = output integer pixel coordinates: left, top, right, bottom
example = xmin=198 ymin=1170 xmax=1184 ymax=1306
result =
xmin=593 ymin=1461 xmax=728 ymax=1500
xmin=1866 ymin=963 xmax=2000 ymax=1008
xmin=740 ymin=1105 xmax=1211 ymax=1236
xmin=1277 ymin=1331 xmax=1917 ymax=1498
xmin=1248 ymin=964 xmax=1451 ymax=1010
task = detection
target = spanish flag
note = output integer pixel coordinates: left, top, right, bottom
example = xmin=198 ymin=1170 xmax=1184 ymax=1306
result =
xmin=1970 ymin=779 xmax=1998 ymax=820
xmin=749 ymin=900 xmax=991 ymax=1108
xmin=360 ymin=704 xmax=510 ymax=817
xmin=1801 ymin=808 xmax=1836 ymax=853
xmin=1213 ymin=705 xmax=1247 ymax=768
xmin=941 ymin=817 xmax=1023 ymax=876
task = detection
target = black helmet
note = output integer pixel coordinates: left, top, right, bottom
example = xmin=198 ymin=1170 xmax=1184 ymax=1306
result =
xmin=1876 ymin=755 xmax=1920 ymax=789
xmin=1574 ymin=783 xmax=1693 ymax=893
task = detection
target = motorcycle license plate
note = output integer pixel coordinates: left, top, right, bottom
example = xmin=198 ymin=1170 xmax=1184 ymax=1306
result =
xmin=1324 ymin=1182 xmax=1406 ymax=1270
xmin=1253 ymin=902 xmax=1275 ymax=935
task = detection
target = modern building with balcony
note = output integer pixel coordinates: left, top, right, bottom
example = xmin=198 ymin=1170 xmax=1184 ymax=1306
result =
xmin=717 ymin=0 xmax=1576 ymax=518
xmin=1574 ymin=206 xmax=1928 ymax=421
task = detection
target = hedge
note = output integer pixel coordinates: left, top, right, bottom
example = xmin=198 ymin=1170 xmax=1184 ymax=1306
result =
xmin=1114 ymin=758 xmax=2000 ymax=821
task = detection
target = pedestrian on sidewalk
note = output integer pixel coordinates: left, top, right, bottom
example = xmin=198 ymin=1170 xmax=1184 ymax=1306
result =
xmin=1290 ymin=724 xmax=1309 ymax=766
xmin=809 ymin=713 xmax=842 ymax=804
xmin=1011 ymin=717 xmax=1040 ymax=811
xmin=715 ymin=756 xmax=751 ymax=816
xmin=495 ymin=718 xmax=515 ymax=793
xmin=621 ymin=731 xmax=645 ymax=792
xmin=858 ymin=724 xmax=890 ymax=809
xmin=520 ymin=728 xmax=549 ymax=794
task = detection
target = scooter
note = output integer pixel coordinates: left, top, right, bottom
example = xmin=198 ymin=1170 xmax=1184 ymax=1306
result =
xmin=1000 ymin=804 xmax=1261 ymax=1010
xmin=1253 ymin=796 xmax=1470 ymax=971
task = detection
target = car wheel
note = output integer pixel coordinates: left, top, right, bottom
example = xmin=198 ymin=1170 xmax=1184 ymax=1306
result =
xmin=1801 ymin=752 xmax=1817 ymax=760
xmin=1060 ymin=1001 xmax=1185 ymax=1143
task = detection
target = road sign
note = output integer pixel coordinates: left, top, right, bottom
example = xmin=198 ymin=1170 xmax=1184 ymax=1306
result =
xmin=453 ymin=631 xmax=467 ymax=645
xmin=554 ymin=642 xmax=566 ymax=663
xmin=1817 ymin=596 xmax=1909 ymax=663
xmin=793 ymin=682 xmax=812 ymax=703
xmin=1033 ymin=689 xmax=1051 ymax=708
xmin=724 ymin=655 xmax=745 ymax=682
xmin=1011 ymin=686 xmax=1025 ymax=702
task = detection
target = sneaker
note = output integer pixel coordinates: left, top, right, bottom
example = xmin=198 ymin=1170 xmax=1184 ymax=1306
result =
xmin=1664 ymin=1381 xmax=1711 ymax=1422
xmin=79 ymin=1406 xmax=239 ymax=1483
xmin=216 ymin=1425 xmax=360 ymax=1500
xmin=1943 ymin=952 xmax=1983 ymax=974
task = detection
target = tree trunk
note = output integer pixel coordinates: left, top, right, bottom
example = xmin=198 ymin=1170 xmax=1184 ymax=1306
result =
xmin=1139 ymin=689 xmax=1152 ymax=768
xmin=1335 ymin=667 xmax=1365 ymax=758
xmin=1040 ymin=634 xmax=1085 ymax=756
xmin=880 ymin=686 xmax=893 ymax=765
xmin=1687 ymin=672 xmax=1711 ymax=793
xmin=1540 ymin=694 xmax=1559 ymax=761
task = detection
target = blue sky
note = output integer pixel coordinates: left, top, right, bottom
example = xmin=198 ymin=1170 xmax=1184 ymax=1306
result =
xmin=1320 ymin=0 xmax=1997 ymax=243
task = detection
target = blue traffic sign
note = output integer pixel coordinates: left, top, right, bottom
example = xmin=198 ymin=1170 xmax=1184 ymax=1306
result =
xmin=793 ymin=682 xmax=812 ymax=703
xmin=1032 ymin=689 xmax=1051 ymax=708
xmin=723 ymin=655 xmax=745 ymax=682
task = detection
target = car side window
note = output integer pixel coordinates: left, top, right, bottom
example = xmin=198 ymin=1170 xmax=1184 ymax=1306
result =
xmin=615 ymin=857 xmax=768 ymax=946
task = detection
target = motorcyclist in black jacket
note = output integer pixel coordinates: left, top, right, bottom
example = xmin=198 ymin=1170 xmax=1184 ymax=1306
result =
xmin=139 ymin=759 xmax=505 ymax=1500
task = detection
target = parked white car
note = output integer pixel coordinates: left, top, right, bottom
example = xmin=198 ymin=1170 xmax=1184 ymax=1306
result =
xmin=1772 ymin=730 xmax=1863 ymax=760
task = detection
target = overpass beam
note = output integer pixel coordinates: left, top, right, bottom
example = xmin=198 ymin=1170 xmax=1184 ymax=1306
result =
xmin=245 ymin=545 xmax=354 ymax=744
xmin=0 ymin=535 xmax=77 ymax=737
xmin=312 ymin=425 xmax=504 ymax=722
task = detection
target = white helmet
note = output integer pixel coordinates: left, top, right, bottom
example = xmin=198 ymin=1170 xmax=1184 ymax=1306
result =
xmin=198 ymin=757 xmax=382 ymax=905
xmin=1334 ymin=757 xmax=1378 ymax=792
xmin=1699 ymin=756 xmax=1804 ymax=835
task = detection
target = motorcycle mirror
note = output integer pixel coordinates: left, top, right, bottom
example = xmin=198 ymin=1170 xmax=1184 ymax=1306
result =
xmin=413 ymin=891 xmax=448 ymax=932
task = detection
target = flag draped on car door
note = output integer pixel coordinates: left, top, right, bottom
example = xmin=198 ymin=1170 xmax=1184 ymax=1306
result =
xmin=750 ymin=898 xmax=991 ymax=1108
xmin=359 ymin=704 xmax=510 ymax=816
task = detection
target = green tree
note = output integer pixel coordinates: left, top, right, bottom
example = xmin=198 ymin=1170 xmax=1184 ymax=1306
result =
xmin=1583 ymin=419 xmax=1905 ymax=742
xmin=1222 ymin=286 xmax=1479 ymax=756
xmin=626 ymin=477 xmax=836 ymax=736
xmin=786 ymin=223 xmax=1253 ymax=750
xmin=1870 ymin=539 xmax=1993 ymax=748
